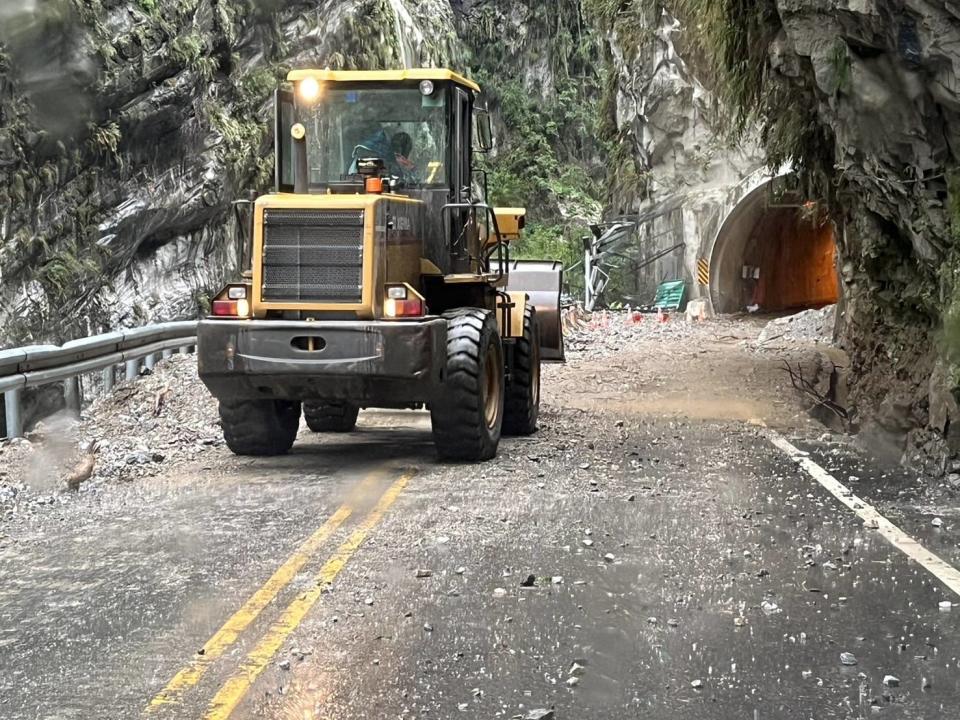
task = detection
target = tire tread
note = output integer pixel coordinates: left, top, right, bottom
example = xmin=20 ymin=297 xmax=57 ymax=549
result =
xmin=304 ymin=403 xmax=359 ymax=433
xmin=503 ymin=305 xmax=540 ymax=436
xmin=431 ymin=309 xmax=503 ymax=461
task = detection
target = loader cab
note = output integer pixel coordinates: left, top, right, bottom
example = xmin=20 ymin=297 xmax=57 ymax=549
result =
xmin=275 ymin=70 xmax=490 ymax=273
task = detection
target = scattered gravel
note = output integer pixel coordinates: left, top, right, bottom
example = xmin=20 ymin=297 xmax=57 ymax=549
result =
xmin=0 ymin=308 xmax=831 ymax=524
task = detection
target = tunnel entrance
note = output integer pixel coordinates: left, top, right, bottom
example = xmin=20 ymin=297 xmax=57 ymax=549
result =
xmin=710 ymin=180 xmax=840 ymax=314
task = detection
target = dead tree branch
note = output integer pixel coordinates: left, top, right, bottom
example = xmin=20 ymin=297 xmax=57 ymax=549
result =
xmin=781 ymin=359 xmax=849 ymax=420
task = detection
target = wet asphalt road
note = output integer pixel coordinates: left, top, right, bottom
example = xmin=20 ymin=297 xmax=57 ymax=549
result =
xmin=2 ymin=404 xmax=960 ymax=719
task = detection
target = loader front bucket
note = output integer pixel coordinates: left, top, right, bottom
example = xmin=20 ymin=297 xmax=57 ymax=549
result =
xmin=505 ymin=260 xmax=565 ymax=362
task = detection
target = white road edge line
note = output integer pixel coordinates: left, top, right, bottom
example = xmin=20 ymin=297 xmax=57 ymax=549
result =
xmin=762 ymin=425 xmax=960 ymax=599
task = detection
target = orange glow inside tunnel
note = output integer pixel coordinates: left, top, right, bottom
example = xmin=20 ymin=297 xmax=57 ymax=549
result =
xmin=746 ymin=209 xmax=840 ymax=312
xmin=711 ymin=185 xmax=842 ymax=315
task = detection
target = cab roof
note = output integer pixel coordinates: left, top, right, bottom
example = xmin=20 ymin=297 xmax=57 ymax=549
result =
xmin=286 ymin=68 xmax=481 ymax=93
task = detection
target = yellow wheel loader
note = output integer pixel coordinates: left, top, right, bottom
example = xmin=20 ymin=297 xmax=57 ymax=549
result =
xmin=198 ymin=69 xmax=564 ymax=461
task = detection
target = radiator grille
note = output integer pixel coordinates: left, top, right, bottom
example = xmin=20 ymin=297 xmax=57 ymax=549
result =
xmin=261 ymin=208 xmax=365 ymax=303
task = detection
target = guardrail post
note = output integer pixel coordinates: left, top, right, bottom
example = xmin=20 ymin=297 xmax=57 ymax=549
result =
xmin=64 ymin=377 xmax=81 ymax=417
xmin=178 ymin=345 xmax=190 ymax=355
xmin=162 ymin=349 xmax=173 ymax=360
xmin=102 ymin=366 xmax=115 ymax=393
xmin=144 ymin=353 xmax=157 ymax=371
xmin=125 ymin=358 xmax=139 ymax=381
xmin=4 ymin=388 xmax=22 ymax=439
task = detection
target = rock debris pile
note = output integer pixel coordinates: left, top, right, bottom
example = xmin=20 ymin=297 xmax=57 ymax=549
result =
xmin=0 ymin=354 xmax=219 ymax=519
xmin=564 ymin=306 xmax=837 ymax=363
xmin=82 ymin=354 xmax=222 ymax=479
xmin=756 ymin=305 xmax=837 ymax=346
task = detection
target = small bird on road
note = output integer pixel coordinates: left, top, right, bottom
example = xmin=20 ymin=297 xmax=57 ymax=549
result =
xmin=64 ymin=440 xmax=100 ymax=491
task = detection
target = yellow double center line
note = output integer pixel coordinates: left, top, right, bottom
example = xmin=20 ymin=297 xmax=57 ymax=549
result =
xmin=146 ymin=468 xmax=414 ymax=718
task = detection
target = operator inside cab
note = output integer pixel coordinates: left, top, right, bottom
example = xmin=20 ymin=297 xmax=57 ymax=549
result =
xmin=349 ymin=127 xmax=419 ymax=183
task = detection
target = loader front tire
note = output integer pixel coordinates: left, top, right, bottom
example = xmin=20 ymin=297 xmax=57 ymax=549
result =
xmin=219 ymin=399 xmax=300 ymax=456
xmin=304 ymin=402 xmax=359 ymax=433
xmin=503 ymin=305 xmax=541 ymax=436
xmin=431 ymin=309 xmax=504 ymax=461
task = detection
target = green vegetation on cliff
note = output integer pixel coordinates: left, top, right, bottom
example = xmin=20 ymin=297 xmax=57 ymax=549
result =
xmin=462 ymin=1 xmax=606 ymax=289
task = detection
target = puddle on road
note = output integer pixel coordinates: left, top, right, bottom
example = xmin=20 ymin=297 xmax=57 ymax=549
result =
xmin=569 ymin=394 xmax=774 ymax=423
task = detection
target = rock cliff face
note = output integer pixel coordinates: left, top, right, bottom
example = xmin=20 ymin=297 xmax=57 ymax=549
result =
xmin=590 ymin=2 xmax=769 ymax=307
xmin=0 ymin=0 xmax=462 ymax=345
xmin=458 ymin=0 xmax=606 ymax=274
xmin=767 ymin=0 xmax=960 ymax=472
xmin=598 ymin=0 xmax=960 ymax=471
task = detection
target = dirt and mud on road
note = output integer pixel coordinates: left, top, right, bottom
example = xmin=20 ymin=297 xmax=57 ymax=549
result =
xmin=3 ymin=311 xmax=960 ymax=719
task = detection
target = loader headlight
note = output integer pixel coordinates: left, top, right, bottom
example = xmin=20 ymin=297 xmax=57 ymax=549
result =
xmin=419 ymin=80 xmax=435 ymax=96
xmin=386 ymin=285 xmax=408 ymax=300
xmin=227 ymin=286 xmax=247 ymax=300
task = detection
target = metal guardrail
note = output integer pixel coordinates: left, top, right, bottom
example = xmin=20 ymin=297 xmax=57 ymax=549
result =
xmin=0 ymin=321 xmax=199 ymax=440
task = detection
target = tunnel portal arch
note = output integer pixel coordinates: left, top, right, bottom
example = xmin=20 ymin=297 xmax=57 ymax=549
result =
xmin=708 ymin=176 xmax=840 ymax=315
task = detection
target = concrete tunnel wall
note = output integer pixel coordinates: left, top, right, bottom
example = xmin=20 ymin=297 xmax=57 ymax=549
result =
xmin=628 ymin=168 xmax=793 ymax=312
xmin=708 ymin=179 xmax=841 ymax=314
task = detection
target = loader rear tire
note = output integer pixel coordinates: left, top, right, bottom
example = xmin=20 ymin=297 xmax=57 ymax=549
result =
xmin=503 ymin=305 xmax=540 ymax=436
xmin=431 ymin=309 xmax=504 ymax=461
xmin=219 ymin=399 xmax=300 ymax=456
xmin=304 ymin=402 xmax=359 ymax=433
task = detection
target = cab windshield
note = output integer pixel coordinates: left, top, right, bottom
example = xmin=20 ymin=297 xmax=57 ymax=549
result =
xmin=295 ymin=85 xmax=450 ymax=188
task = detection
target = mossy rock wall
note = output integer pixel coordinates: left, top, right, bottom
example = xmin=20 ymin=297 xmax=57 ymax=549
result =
xmin=0 ymin=0 xmax=462 ymax=345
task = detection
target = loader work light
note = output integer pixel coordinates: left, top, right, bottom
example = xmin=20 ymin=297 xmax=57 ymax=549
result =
xmin=298 ymin=77 xmax=321 ymax=103
xmin=419 ymin=80 xmax=435 ymax=96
